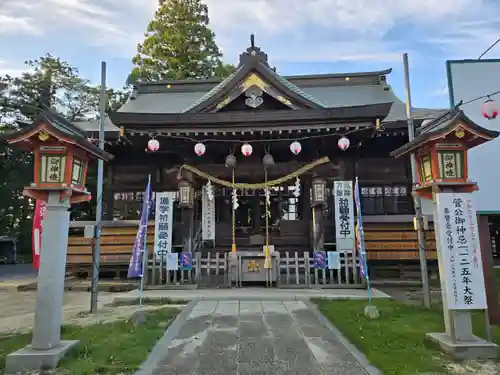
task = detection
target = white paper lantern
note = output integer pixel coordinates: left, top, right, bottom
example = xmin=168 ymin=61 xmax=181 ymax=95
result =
xmin=290 ymin=141 xmax=302 ymax=155
xmin=148 ymin=139 xmax=159 ymax=152
xmin=338 ymin=136 xmax=350 ymax=151
xmin=241 ymin=143 xmax=253 ymax=157
xmin=482 ymin=99 xmax=499 ymax=120
xmin=194 ymin=142 xmax=206 ymax=156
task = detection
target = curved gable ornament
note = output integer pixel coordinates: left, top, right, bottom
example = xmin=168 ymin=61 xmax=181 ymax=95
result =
xmin=240 ymin=73 xmax=268 ymax=91
xmin=244 ymin=87 xmax=264 ymax=108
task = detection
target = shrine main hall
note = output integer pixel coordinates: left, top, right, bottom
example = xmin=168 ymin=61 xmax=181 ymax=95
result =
xmin=66 ymin=37 xmax=471 ymax=283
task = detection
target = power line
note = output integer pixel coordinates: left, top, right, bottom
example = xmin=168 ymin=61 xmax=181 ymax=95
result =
xmin=478 ymin=37 xmax=500 ymax=60
xmin=436 ymin=36 xmax=500 ymax=98
xmin=460 ymin=89 xmax=500 ymax=106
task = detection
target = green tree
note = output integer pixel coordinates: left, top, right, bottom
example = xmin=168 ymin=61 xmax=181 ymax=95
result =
xmin=0 ymin=55 xmax=112 ymax=252
xmin=89 ymin=86 xmax=130 ymax=113
xmin=0 ymin=73 xmax=33 ymax=244
xmin=2 ymin=54 xmax=98 ymax=121
xmin=131 ymin=0 xmax=235 ymax=82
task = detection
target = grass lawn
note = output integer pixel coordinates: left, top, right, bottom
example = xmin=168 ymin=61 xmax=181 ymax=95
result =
xmin=0 ymin=307 xmax=179 ymax=375
xmin=313 ymin=298 xmax=500 ymax=375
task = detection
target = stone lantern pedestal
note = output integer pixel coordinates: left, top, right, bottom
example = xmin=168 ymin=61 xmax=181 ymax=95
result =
xmin=1 ymin=112 xmax=113 ymax=374
xmin=391 ymin=109 xmax=499 ymax=360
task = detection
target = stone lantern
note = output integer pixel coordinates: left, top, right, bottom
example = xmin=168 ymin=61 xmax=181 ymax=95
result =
xmin=391 ymin=109 xmax=499 ymax=359
xmin=392 ymin=110 xmax=497 ymax=200
xmin=2 ymin=112 xmax=113 ymax=374
xmin=4 ymin=113 xmax=111 ymax=204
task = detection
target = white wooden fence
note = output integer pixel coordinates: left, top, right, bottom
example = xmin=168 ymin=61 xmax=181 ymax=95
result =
xmin=147 ymin=250 xmax=362 ymax=288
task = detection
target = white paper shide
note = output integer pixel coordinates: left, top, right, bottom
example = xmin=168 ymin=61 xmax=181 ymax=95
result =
xmin=154 ymin=192 xmax=174 ymax=255
xmin=202 ymin=185 xmax=215 ymax=241
xmin=334 ymin=181 xmax=355 ymax=252
xmin=436 ymin=193 xmax=487 ymax=310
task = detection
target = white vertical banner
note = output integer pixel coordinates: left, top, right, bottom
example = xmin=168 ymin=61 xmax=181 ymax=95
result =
xmin=334 ymin=181 xmax=355 ymax=252
xmin=436 ymin=192 xmax=487 ymax=310
xmin=154 ymin=192 xmax=174 ymax=255
xmin=202 ymin=186 xmax=215 ymax=241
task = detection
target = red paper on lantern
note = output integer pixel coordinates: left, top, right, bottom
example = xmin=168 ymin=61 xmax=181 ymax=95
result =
xmin=482 ymin=99 xmax=499 ymax=120
xmin=148 ymin=139 xmax=160 ymax=152
xmin=32 ymin=200 xmax=47 ymax=270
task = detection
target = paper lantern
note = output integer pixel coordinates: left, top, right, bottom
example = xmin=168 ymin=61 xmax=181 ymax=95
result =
xmin=194 ymin=142 xmax=206 ymax=156
xmin=482 ymin=99 xmax=499 ymax=120
xmin=148 ymin=139 xmax=159 ymax=152
xmin=241 ymin=143 xmax=253 ymax=156
xmin=290 ymin=141 xmax=302 ymax=155
xmin=338 ymin=136 xmax=350 ymax=151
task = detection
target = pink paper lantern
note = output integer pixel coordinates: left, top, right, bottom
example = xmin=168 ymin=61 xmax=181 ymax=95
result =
xmin=148 ymin=139 xmax=159 ymax=152
xmin=194 ymin=142 xmax=206 ymax=156
xmin=482 ymin=99 xmax=499 ymax=120
xmin=241 ymin=143 xmax=253 ymax=156
xmin=290 ymin=141 xmax=302 ymax=155
xmin=338 ymin=136 xmax=350 ymax=151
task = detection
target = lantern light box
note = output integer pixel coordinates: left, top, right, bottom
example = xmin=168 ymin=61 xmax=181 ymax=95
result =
xmin=391 ymin=109 xmax=499 ymax=200
xmin=311 ymin=177 xmax=326 ymax=205
xmin=178 ymin=180 xmax=194 ymax=208
xmin=1 ymin=112 xmax=113 ymax=204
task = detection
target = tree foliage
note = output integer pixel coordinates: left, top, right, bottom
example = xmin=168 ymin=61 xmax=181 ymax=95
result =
xmin=0 ymin=55 xmax=128 ymax=253
xmin=131 ymin=0 xmax=235 ymax=82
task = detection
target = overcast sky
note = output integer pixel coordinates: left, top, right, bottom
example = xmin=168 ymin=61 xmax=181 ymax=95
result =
xmin=1 ymin=0 xmax=499 ymax=109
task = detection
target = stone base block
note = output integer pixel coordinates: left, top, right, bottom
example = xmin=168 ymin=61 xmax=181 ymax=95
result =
xmin=426 ymin=332 xmax=499 ymax=360
xmin=4 ymin=340 xmax=79 ymax=374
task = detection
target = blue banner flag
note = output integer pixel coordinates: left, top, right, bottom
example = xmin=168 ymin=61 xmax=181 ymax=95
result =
xmin=354 ymin=177 xmax=372 ymax=303
xmin=127 ymin=175 xmax=152 ymax=278
xmin=314 ymin=251 xmax=327 ymax=269
xmin=180 ymin=252 xmax=193 ymax=271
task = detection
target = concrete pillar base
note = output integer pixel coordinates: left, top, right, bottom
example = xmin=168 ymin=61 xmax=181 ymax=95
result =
xmin=426 ymin=332 xmax=499 ymax=360
xmin=4 ymin=340 xmax=79 ymax=375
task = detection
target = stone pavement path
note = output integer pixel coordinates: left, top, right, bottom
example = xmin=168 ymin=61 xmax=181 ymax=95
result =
xmin=151 ymin=300 xmax=370 ymax=375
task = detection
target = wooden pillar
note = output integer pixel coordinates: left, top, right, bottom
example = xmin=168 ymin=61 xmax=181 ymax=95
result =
xmin=178 ymin=171 xmax=194 ymax=253
xmin=313 ymin=205 xmax=324 ymax=250
xmin=104 ymin=165 xmax=114 ymax=220
xmin=252 ymin=193 xmax=261 ymax=233
xmin=302 ymin=177 xmax=312 ymax=247
xmin=181 ymin=207 xmax=194 ymax=252
xmin=311 ymin=176 xmax=326 ymax=251
xmin=478 ymin=214 xmax=500 ymax=324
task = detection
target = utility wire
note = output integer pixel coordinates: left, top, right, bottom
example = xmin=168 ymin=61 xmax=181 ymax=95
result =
xmin=478 ymin=37 xmax=500 ymax=60
xmin=437 ymin=36 xmax=500 ymax=97
xmin=460 ymin=89 xmax=500 ymax=106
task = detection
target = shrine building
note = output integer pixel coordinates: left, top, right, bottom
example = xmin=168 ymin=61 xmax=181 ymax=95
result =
xmin=68 ymin=37 xmax=452 ymax=283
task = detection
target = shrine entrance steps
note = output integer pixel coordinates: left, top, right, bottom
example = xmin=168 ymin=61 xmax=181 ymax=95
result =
xmin=146 ymin=250 xmax=363 ymax=289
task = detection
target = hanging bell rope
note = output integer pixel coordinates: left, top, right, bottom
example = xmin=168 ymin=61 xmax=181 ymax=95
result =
xmin=178 ymin=156 xmax=329 ymax=189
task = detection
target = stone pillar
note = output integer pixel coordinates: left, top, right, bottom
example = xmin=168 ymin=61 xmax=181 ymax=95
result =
xmin=32 ymin=192 xmax=71 ymax=349
xmin=5 ymin=192 xmax=79 ymax=373
xmin=432 ymin=203 xmax=474 ymax=341
xmin=427 ymin=199 xmax=498 ymax=359
xmin=478 ymin=214 xmax=500 ymax=324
